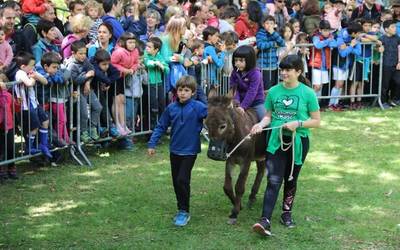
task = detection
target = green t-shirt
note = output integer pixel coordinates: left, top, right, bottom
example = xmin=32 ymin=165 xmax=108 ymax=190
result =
xmin=265 ymin=82 xmax=320 ymax=165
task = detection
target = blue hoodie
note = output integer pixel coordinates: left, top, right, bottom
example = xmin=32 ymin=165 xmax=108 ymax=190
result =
xmin=148 ymin=98 xmax=207 ymax=155
xmin=102 ymin=15 xmax=124 ymax=43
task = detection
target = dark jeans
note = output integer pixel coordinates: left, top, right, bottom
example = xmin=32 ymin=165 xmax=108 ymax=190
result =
xmin=261 ymin=136 xmax=309 ymax=220
xmin=170 ymin=153 xmax=197 ymax=212
xmin=149 ymin=84 xmax=165 ymax=130
xmin=262 ymin=69 xmax=278 ymax=90
xmin=381 ymin=66 xmax=400 ymax=103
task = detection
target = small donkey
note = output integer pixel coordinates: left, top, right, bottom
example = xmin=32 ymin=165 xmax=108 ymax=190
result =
xmin=205 ymin=91 xmax=267 ymax=224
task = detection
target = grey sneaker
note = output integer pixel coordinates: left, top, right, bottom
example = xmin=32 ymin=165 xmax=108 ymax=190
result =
xmin=252 ymin=217 xmax=272 ymax=236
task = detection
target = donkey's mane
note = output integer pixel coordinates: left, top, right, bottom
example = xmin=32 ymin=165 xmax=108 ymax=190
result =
xmin=208 ymin=96 xmax=232 ymax=107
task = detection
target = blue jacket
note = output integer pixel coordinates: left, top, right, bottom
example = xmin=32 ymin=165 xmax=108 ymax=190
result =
xmin=90 ymin=58 xmax=122 ymax=89
xmin=332 ymin=29 xmax=361 ymax=69
xmin=203 ymin=42 xmax=225 ymax=85
xmin=31 ymin=38 xmax=60 ymax=64
xmin=256 ymin=28 xmax=285 ymax=69
xmin=148 ymin=98 xmax=207 ymax=155
xmin=123 ymin=15 xmax=147 ymax=37
xmin=102 ymin=15 xmax=124 ymax=43
xmin=35 ymin=64 xmax=70 ymax=104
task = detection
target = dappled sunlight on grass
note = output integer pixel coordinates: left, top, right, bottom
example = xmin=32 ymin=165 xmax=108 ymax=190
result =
xmin=349 ymin=205 xmax=387 ymax=217
xmin=75 ymin=171 xmax=101 ymax=177
xmin=378 ymin=172 xmax=399 ymax=182
xmin=308 ymin=151 xmax=339 ymax=165
xmin=336 ymin=186 xmax=349 ymax=193
xmin=28 ymin=200 xmax=85 ymax=218
xmin=315 ymin=172 xmax=343 ymax=181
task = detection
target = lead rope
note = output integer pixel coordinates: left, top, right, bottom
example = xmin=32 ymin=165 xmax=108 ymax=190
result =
xmin=226 ymin=125 xmax=296 ymax=181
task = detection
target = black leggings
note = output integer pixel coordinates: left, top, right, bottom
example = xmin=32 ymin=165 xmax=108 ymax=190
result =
xmin=261 ymin=136 xmax=309 ymax=220
xmin=170 ymin=153 xmax=197 ymax=212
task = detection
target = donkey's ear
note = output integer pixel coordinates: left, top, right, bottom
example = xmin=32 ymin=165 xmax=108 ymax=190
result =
xmin=226 ymin=88 xmax=235 ymax=99
xmin=208 ymin=88 xmax=218 ymax=99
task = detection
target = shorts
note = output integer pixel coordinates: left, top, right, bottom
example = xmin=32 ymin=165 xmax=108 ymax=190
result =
xmin=332 ymin=66 xmax=348 ymax=81
xmin=312 ymin=69 xmax=329 ymax=86
xmin=22 ymin=106 xmax=48 ymax=133
xmin=351 ymin=61 xmax=368 ymax=82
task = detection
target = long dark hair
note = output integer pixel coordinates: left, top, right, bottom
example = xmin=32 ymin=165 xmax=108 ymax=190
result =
xmin=279 ymin=55 xmax=311 ymax=86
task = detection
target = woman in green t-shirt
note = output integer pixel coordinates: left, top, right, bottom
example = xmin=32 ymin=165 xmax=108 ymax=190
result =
xmin=250 ymin=55 xmax=321 ymax=237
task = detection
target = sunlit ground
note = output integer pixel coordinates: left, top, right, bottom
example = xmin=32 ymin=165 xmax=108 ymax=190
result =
xmin=0 ymin=108 xmax=399 ymax=249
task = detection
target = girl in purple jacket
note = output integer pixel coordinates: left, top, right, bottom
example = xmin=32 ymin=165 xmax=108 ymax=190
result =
xmin=229 ymin=45 xmax=266 ymax=121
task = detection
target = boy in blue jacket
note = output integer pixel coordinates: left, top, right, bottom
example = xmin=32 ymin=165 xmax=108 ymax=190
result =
xmin=203 ymin=26 xmax=226 ymax=88
xmin=148 ymin=75 xmax=207 ymax=227
xmin=256 ymin=15 xmax=285 ymax=91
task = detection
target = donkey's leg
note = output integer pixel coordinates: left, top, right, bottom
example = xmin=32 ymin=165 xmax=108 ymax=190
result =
xmin=223 ymin=162 xmax=235 ymax=207
xmin=228 ymin=161 xmax=251 ymax=224
xmin=248 ymin=160 xmax=266 ymax=209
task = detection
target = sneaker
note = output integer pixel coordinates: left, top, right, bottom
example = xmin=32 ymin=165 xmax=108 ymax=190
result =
xmin=89 ymin=127 xmax=100 ymax=141
xmin=392 ymin=99 xmax=400 ymax=106
xmin=109 ymin=126 xmax=120 ymax=138
xmin=382 ymin=103 xmax=392 ymax=110
xmin=389 ymin=100 xmax=397 ymax=107
xmin=174 ymin=210 xmax=190 ymax=227
xmin=119 ymin=138 xmax=133 ymax=150
xmin=280 ymin=212 xmax=296 ymax=228
xmin=98 ymin=127 xmax=108 ymax=138
xmin=252 ymin=217 xmax=272 ymax=236
xmin=80 ymin=131 xmax=91 ymax=143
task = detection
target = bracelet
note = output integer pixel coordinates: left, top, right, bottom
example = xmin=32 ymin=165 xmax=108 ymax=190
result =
xmin=297 ymin=120 xmax=303 ymax=128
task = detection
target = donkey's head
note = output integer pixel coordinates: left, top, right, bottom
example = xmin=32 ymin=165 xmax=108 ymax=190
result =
xmin=205 ymin=90 xmax=236 ymax=161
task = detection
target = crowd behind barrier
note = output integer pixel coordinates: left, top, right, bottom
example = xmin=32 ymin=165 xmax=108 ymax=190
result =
xmin=0 ymin=0 xmax=399 ymax=178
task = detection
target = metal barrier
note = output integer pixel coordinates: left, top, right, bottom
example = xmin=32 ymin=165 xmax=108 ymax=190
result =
xmin=257 ymin=42 xmax=384 ymax=109
xmin=0 ymin=42 xmax=385 ymax=168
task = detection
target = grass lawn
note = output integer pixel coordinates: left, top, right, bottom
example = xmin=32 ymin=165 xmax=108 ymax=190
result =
xmin=1 ymin=109 xmax=399 ymax=249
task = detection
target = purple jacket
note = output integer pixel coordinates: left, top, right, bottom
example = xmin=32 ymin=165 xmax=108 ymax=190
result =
xmin=229 ymin=67 xmax=265 ymax=110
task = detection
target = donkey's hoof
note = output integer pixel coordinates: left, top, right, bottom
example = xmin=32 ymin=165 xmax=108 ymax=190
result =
xmin=227 ymin=218 xmax=237 ymax=225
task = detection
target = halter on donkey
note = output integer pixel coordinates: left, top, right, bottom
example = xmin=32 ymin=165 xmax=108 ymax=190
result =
xmin=205 ymin=89 xmax=267 ymax=224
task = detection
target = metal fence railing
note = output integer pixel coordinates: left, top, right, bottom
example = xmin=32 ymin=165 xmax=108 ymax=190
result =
xmin=0 ymin=42 xmax=385 ymax=168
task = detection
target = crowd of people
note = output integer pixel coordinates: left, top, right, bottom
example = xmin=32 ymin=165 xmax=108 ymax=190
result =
xmin=0 ymin=0 xmax=398 ymax=233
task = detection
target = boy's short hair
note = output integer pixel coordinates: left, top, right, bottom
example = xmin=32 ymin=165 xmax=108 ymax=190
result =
xmin=118 ymin=32 xmax=137 ymax=49
xmin=68 ymin=0 xmax=84 ymax=12
xmin=94 ymin=49 xmax=111 ymax=63
xmin=203 ymin=26 xmax=219 ymax=41
xmin=291 ymin=0 xmax=300 ymax=7
xmin=319 ymin=20 xmax=331 ymax=30
xmin=15 ymin=52 xmax=34 ymax=68
xmin=220 ymin=5 xmax=240 ymax=20
xmin=36 ymin=19 xmax=56 ymax=38
xmin=41 ymin=52 xmax=62 ymax=67
xmin=262 ymin=15 xmax=276 ymax=24
xmin=347 ymin=22 xmax=363 ymax=34
xmin=103 ymin=0 xmax=118 ymax=13
xmin=360 ymin=18 xmax=373 ymax=25
xmin=71 ymin=40 xmax=87 ymax=53
xmin=383 ymin=20 xmax=396 ymax=30
xmin=176 ymin=75 xmax=197 ymax=92
xmin=220 ymin=31 xmax=239 ymax=46
xmin=148 ymin=37 xmax=162 ymax=51
xmin=189 ymin=38 xmax=204 ymax=51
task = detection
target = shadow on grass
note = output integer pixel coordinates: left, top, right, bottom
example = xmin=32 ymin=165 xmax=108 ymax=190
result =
xmin=0 ymin=109 xmax=399 ymax=249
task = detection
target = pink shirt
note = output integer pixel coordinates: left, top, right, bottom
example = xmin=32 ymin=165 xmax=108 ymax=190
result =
xmin=0 ymin=41 xmax=13 ymax=67
xmin=111 ymin=45 xmax=139 ymax=76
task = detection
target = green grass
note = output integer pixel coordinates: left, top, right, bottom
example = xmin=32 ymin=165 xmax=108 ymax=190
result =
xmin=1 ymin=109 xmax=400 ymax=249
